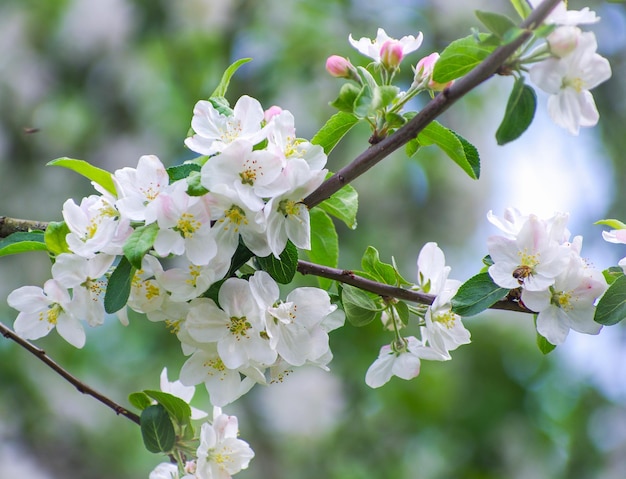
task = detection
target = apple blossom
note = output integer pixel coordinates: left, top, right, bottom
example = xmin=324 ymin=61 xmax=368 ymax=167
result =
xmin=349 ymin=28 xmax=423 ymax=64
xmin=325 ymin=55 xmax=356 ymax=79
xmin=529 ymin=0 xmax=599 ymax=26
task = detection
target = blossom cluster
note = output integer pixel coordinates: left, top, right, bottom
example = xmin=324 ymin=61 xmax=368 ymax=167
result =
xmin=527 ymin=0 xmax=611 ymax=135
xmin=365 ymin=243 xmax=471 ymax=388
xmin=7 ymin=94 xmax=344 ymax=407
xmin=487 ymin=208 xmax=607 ymax=345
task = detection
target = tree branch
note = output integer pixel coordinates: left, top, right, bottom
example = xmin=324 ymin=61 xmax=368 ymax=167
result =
xmin=0 ymin=321 xmax=141 ymax=426
xmin=297 ymin=260 xmax=533 ymax=314
xmin=0 ymin=216 xmax=50 ymax=237
xmin=303 ymin=0 xmax=562 ymax=208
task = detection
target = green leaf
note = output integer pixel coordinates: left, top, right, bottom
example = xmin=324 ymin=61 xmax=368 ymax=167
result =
xmin=329 ymin=83 xmax=362 ymax=113
xmin=186 ymin=170 xmax=209 ymax=196
xmin=129 ymin=392 xmax=152 ymax=411
xmin=256 ymin=241 xmax=298 ymax=284
xmin=432 ymin=33 xmax=496 ymax=84
xmin=510 ymin=0 xmax=532 ymax=19
xmin=144 ymin=390 xmax=192 ymax=426
xmin=405 ymin=138 xmax=420 ymax=158
xmin=166 ymin=163 xmax=201 ymax=182
xmin=140 ymin=404 xmax=176 ymax=454
xmin=475 ymin=10 xmax=517 ymax=38
xmin=44 ymin=221 xmax=71 ymax=256
xmin=341 ymin=283 xmax=382 ymax=327
xmin=317 ymin=184 xmax=358 ymax=230
xmin=537 ymin=330 xmax=557 ymax=354
xmin=594 ymin=275 xmax=626 ymax=325
xmin=594 ymin=218 xmax=626 ymax=229
xmin=602 ymin=267 xmax=624 ymax=286
xmin=311 ymin=111 xmax=360 ymax=155
xmin=418 ymin=121 xmax=480 ymax=179
xmin=123 ymin=223 xmax=159 ymax=269
xmin=394 ymin=300 xmax=410 ymax=326
xmin=47 ymin=158 xmax=116 ymax=196
xmin=210 ymin=58 xmax=252 ymax=98
xmin=307 ymin=208 xmax=339 ymax=290
xmin=451 ymin=272 xmax=509 ymax=316
xmin=361 ymin=246 xmax=397 ymax=285
xmin=496 ymin=77 xmax=537 ymax=145
xmin=0 ymin=232 xmax=47 ymax=257
xmin=104 ymin=256 xmax=133 ymax=314
xmin=226 ymin=240 xmax=255 ymax=278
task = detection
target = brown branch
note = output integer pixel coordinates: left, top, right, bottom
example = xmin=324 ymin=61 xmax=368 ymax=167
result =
xmin=297 ymin=260 xmax=533 ymax=314
xmin=0 ymin=321 xmax=141 ymax=426
xmin=0 ymin=216 xmax=50 ymax=237
xmin=303 ymin=0 xmax=562 ymax=208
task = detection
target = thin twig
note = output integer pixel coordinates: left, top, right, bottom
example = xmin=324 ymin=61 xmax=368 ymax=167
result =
xmin=303 ymin=0 xmax=561 ymax=208
xmin=0 ymin=321 xmax=141 ymax=425
xmin=297 ymin=260 xmax=533 ymax=314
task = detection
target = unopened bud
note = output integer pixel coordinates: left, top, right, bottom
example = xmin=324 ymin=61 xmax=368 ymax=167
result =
xmin=380 ymin=40 xmax=404 ymax=70
xmin=264 ymin=105 xmax=283 ymax=123
xmin=547 ymin=26 xmax=581 ymax=58
xmin=413 ymin=52 xmax=451 ymax=91
xmin=326 ymin=55 xmax=354 ymax=78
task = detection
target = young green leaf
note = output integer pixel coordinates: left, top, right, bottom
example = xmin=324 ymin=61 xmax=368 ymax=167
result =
xmin=394 ymin=300 xmax=410 ymax=326
xmin=104 ymin=256 xmax=134 ymax=314
xmin=307 ymin=208 xmax=339 ymax=290
xmin=496 ymin=77 xmax=537 ymax=145
xmin=166 ymin=163 xmax=201 ymax=183
xmin=123 ymin=223 xmax=159 ymax=269
xmin=594 ymin=274 xmax=626 ymax=325
xmin=362 ymin=246 xmax=397 ymax=285
xmin=341 ymin=283 xmax=382 ymax=327
xmin=256 ymin=241 xmax=298 ymax=284
xmin=418 ymin=121 xmax=480 ymax=179
xmin=0 ymin=232 xmax=47 ymax=257
xmin=129 ymin=392 xmax=153 ymax=411
xmin=186 ymin=170 xmax=209 ymax=196
xmin=475 ymin=10 xmax=517 ymax=38
xmin=536 ymin=330 xmax=557 ymax=354
xmin=510 ymin=0 xmax=532 ymax=19
xmin=47 ymin=158 xmax=116 ymax=196
xmin=594 ymin=218 xmax=626 ymax=230
xmin=144 ymin=390 xmax=192 ymax=426
xmin=329 ymin=83 xmax=362 ymax=113
xmin=210 ymin=58 xmax=252 ymax=99
xmin=602 ymin=267 xmax=624 ymax=286
xmin=451 ymin=272 xmax=509 ymax=316
xmin=432 ymin=33 xmax=496 ymax=84
xmin=44 ymin=221 xmax=71 ymax=256
xmin=140 ymin=404 xmax=176 ymax=454
xmin=311 ymin=111 xmax=360 ymax=155
xmin=317 ymin=184 xmax=358 ymax=230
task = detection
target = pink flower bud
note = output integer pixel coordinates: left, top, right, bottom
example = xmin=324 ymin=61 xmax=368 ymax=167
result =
xmin=325 ymin=55 xmax=353 ymax=78
xmin=547 ymin=26 xmax=581 ymax=58
xmin=264 ymin=105 xmax=283 ymax=123
xmin=413 ymin=52 xmax=452 ymax=91
xmin=380 ymin=40 xmax=404 ymax=70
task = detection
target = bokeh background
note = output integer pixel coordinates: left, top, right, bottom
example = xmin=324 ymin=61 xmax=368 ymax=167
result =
xmin=1 ymin=0 xmax=626 ymax=478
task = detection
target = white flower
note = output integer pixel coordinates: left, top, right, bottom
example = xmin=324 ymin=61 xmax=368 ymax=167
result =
xmin=529 ymin=32 xmax=611 ymax=135
xmin=349 ymin=28 xmax=423 ymax=64
xmin=522 ymin=255 xmax=607 ymax=345
xmin=7 ymin=279 xmax=85 ymax=348
xmin=194 ymin=409 xmax=254 ymax=479
xmin=149 ymin=462 xmax=179 ymax=479
xmin=529 ymin=0 xmax=599 ymax=26
xmin=114 ymin=154 xmax=169 ymax=222
xmin=365 ymin=336 xmax=446 ymax=388
xmin=488 ymin=214 xmax=570 ymax=291
xmin=422 ymin=285 xmax=471 ymax=358
xmin=159 ymin=367 xmax=208 ymax=420
xmin=185 ymin=95 xmax=267 ymax=156
xmin=51 ymin=252 xmax=115 ymax=326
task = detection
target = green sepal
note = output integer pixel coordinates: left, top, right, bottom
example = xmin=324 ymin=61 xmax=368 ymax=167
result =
xmin=311 ymin=111 xmax=360 ymax=155
xmin=0 ymin=232 xmax=47 ymax=257
xmin=451 ymin=272 xmax=509 ymax=316
xmin=256 ymin=241 xmax=298 ymax=284
xmin=210 ymin=58 xmax=252 ymax=99
xmin=129 ymin=392 xmax=153 ymax=411
xmin=594 ymin=274 xmax=626 ymax=325
xmin=432 ymin=33 xmax=496 ymax=84
xmin=47 ymin=158 xmax=116 ymax=196
xmin=104 ymin=256 xmax=134 ymax=314
xmin=123 ymin=223 xmax=159 ymax=269
xmin=496 ymin=77 xmax=537 ymax=145
xmin=340 ymin=283 xmax=382 ymax=327
xmin=140 ymin=404 xmax=176 ymax=454
xmin=307 ymin=208 xmax=339 ymax=290
xmin=317 ymin=183 xmax=358 ymax=230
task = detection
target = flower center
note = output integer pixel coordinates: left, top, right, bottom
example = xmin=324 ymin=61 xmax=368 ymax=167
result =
xmin=278 ymin=199 xmax=302 ymax=217
xmin=229 ymin=316 xmax=251 ymax=338
xmin=176 ymin=213 xmax=201 ymax=238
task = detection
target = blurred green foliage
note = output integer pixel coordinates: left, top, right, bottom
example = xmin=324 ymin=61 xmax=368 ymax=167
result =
xmin=1 ymin=0 xmax=625 ymax=478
